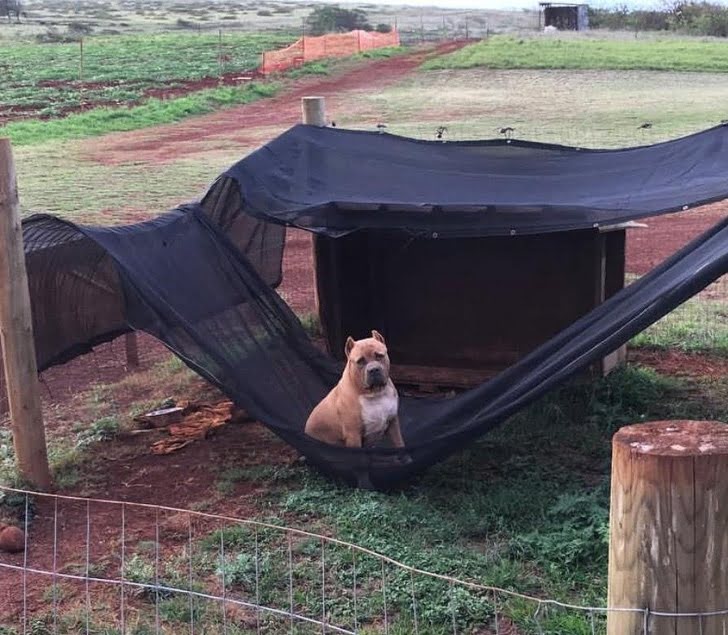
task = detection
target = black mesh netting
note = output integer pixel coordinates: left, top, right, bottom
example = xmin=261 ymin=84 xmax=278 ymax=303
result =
xmin=15 ymin=125 xmax=728 ymax=488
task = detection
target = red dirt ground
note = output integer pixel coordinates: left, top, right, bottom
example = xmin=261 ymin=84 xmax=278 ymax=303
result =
xmin=3 ymin=42 xmax=728 ymax=627
xmin=81 ymin=41 xmax=468 ymax=166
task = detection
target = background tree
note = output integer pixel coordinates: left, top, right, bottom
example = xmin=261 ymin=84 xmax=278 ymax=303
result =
xmin=306 ymin=5 xmax=372 ymax=35
xmin=1 ymin=0 xmax=22 ymax=23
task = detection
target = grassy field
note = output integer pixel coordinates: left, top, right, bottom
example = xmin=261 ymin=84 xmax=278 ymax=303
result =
xmin=4 ymin=82 xmax=278 ymax=146
xmin=0 ymin=32 xmax=291 ymax=119
xmin=424 ymin=34 xmax=728 ymax=72
xmin=342 ymin=66 xmax=728 ymax=147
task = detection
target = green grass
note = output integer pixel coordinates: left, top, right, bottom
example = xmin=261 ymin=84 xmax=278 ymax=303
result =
xmin=355 ymin=65 xmax=728 ymax=148
xmin=0 ymin=32 xmax=292 ymax=117
xmin=630 ymin=277 xmax=728 ymax=353
xmin=423 ymin=35 xmax=728 ymax=72
xmin=189 ymin=365 xmax=728 ymax=634
xmin=5 ymin=363 xmax=728 ymax=633
xmin=2 ymin=82 xmax=278 ymax=146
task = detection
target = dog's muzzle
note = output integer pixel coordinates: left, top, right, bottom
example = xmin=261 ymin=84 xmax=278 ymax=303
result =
xmin=365 ymin=364 xmax=387 ymax=388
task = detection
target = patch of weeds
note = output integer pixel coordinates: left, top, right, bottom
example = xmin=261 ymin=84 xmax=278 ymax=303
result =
xmin=0 ymin=425 xmax=18 ymax=485
xmin=229 ymin=463 xmax=301 ymax=483
xmin=158 ymin=594 xmax=208 ymax=625
xmin=584 ymin=364 xmax=678 ymax=433
xmin=76 ymin=416 xmax=121 ymax=448
xmin=510 ymin=485 xmax=610 ymax=584
xmin=41 ymin=583 xmax=72 ymax=605
xmin=215 ymin=466 xmax=249 ymax=495
xmin=286 ymin=61 xmax=330 ymax=77
xmin=62 ymin=558 xmax=110 ymax=578
xmin=47 ymin=442 xmax=90 ymax=490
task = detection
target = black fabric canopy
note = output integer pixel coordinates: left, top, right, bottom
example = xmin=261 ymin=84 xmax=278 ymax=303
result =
xmin=222 ymin=123 xmax=728 ymax=237
xmin=18 ymin=125 xmax=728 ymax=488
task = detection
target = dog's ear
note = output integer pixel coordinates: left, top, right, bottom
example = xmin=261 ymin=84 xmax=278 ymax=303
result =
xmin=345 ymin=336 xmax=356 ymax=358
xmin=371 ymin=330 xmax=385 ymax=345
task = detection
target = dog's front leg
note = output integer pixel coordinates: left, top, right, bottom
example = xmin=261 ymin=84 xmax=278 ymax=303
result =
xmin=386 ymin=417 xmax=412 ymax=465
xmin=385 ymin=416 xmax=405 ymax=448
xmin=343 ymin=429 xmax=375 ymax=489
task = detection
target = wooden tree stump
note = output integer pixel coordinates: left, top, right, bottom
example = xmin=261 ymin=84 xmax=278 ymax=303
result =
xmin=608 ymin=420 xmax=728 ymax=635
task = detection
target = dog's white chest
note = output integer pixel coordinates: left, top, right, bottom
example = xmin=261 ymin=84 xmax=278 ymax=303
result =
xmin=359 ymin=389 xmax=398 ymax=441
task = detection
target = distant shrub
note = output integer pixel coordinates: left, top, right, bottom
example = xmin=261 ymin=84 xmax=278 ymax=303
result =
xmin=67 ymin=21 xmax=93 ymax=34
xmin=375 ymin=23 xmax=392 ymax=33
xmin=306 ymin=5 xmax=372 ymax=35
xmin=35 ymin=27 xmax=76 ymax=43
xmin=589 ymin=1 xmax=728 ymax=36
xmin=176 ymin=17 xmax=196 ymax=28
xmin=257 ymin=9 xmax=272 ymax=16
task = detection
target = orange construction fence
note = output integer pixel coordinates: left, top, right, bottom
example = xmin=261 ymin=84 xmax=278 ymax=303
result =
xmin=260 ymin=29 xmax=400 ymax=74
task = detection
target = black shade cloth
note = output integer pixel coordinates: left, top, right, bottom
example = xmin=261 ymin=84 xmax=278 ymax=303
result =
xmin=20 ymin=205 xmax=728 ymax=489
xmin=224 ymin=123 xmax=728 ymax=237
xmin=16 ymin=125 xmax=728 ymax=488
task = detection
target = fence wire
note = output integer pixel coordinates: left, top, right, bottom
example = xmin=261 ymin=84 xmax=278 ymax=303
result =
xmin=2 ymin=487 xmax=728 ymax=634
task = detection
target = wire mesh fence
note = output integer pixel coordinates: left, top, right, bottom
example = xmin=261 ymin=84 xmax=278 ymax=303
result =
xmin=4 ymin=487 xmax=728 ymax=634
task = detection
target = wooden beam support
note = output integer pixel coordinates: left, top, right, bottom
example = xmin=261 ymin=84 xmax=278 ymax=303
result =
xmin=301 ymin=96 xmax=327 ymax=319
xmin=0 ymin=138 xmax=51 ymax=490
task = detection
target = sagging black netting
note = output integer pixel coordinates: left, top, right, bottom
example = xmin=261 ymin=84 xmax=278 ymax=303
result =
xmin=16 ymin=124 xmax=728 ymax=488
xmin=221 ymin=123 xmax=728 ymax=237
xmin=70 ymin=208 xmax=728 ymax=488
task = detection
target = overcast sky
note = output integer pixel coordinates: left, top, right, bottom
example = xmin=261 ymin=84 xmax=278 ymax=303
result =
xmin=321 ymin=0 xmax=724 ymax=11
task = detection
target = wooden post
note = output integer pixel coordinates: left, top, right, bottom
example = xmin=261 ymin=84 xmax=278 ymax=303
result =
xmin=301 ymin=97 xmax=327 ymax=319
xmin=79 ymin=37 xmax=84 ymax=83
xmin=218 ymin=28 xmax=223 ymax=80
xmin=301 ymin=96 xmax=326 ymax=127
xmin=608 ymin=420 xmax=728 ymax=635
xmin=0 ymin=139 xmax=51 ymax=490
xmin=125 ymin=332 xmax=139 ymax=368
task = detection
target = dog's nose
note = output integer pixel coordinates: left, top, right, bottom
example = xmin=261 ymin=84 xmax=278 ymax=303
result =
xmin=367 ymin=366 xmax=383 ymax=380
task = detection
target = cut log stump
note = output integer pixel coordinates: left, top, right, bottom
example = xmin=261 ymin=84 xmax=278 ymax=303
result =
xmin=608 ymin=420 xmax=728 ymax=635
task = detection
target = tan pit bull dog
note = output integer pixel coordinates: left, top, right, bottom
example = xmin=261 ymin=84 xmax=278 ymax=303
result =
xmin=305 ymin=330 xmax=405 ymax=452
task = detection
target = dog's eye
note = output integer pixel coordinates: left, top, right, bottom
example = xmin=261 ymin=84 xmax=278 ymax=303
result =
xmin=374 ymin=352 xmax=385 ymax=360
xmin=356 ymin=357 xmax=366 ymax=366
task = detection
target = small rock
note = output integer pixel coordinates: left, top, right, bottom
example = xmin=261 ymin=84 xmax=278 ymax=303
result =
xmin=0 ymin=525 xmax=26 ymax=553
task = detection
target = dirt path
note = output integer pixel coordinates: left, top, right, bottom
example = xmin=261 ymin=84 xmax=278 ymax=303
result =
xmin=82 ymin=41 xmax=467 ymax=166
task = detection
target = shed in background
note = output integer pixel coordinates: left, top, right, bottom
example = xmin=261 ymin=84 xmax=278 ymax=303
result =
xmin=539 ymin=2 xmax=590 ymax=30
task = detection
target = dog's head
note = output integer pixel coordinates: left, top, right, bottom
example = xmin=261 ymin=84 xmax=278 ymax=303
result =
xmin=345 ymin=330 xmax=391 ymax=392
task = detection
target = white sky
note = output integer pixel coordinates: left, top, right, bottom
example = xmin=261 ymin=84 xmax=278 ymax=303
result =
xmin=309 ymin=0 xmax=728 ymax=11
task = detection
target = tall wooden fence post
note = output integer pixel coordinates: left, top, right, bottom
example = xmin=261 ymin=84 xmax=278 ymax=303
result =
xmin=301 ymin=97 xmax=327 ymax=321
xmin=607 ymin=420 xmax=728 ymax=635
xmin=0 ymin=138 xmax=51 ymax=490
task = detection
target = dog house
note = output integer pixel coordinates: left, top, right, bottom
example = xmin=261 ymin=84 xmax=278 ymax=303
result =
xmin=314 ymin=223 xmax=632 ymax=388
